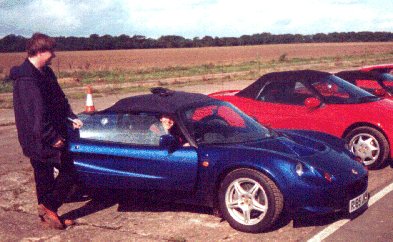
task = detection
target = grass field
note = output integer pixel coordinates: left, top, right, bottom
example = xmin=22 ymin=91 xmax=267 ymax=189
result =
xmin=1 ymin=42 xmax=393 ymax=103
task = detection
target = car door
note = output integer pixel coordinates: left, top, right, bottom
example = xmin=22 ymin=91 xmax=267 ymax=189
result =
xmin=244 ymin=80 xmax=331 ymax=131
xmin=69 ymin=112 xmax=198 ymax=191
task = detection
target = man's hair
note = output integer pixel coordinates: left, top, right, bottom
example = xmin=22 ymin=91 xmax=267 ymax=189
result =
xmin=26 ymin=33 xmax=56 ymax=57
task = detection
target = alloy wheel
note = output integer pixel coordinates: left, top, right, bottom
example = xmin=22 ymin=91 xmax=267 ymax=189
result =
xmin=225 ymin=177 xmax=268 ymax=226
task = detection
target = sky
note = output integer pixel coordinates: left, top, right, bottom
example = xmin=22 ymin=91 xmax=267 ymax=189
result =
xmin=1 ymin=0 xmax=393 ymax=39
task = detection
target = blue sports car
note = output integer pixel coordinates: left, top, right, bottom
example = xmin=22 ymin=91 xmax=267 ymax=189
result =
xmin=68 ymin=88 xmax=369 ymax=233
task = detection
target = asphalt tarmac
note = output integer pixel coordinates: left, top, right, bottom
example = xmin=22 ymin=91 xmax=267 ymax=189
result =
xmin=306 ymin=180 xmax=393 ymax=242
xmin=1 ymin=83 xmax=393 ymax=241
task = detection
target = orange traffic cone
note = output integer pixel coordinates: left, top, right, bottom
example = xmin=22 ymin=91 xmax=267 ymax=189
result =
xmin=85 ymin=85 xmax=95 ymax=113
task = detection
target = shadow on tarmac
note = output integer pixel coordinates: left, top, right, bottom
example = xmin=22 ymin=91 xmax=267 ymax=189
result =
xmin=60 ymin=187 xmax=215 ymax=223
xmin=59 ymin=184 xmax=369 ymax=231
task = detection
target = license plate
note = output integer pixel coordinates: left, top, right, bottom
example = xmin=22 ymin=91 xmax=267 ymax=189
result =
xmin=349 ymin=190 xmax=369 ymax=213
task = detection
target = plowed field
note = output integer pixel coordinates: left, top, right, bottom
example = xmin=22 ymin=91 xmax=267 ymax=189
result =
xmin=1 ymin=42 xmax=393 ymax=76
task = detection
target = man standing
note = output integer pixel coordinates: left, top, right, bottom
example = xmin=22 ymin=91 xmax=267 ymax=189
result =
xmin=10 ymin=33 xmax=83 ymax=229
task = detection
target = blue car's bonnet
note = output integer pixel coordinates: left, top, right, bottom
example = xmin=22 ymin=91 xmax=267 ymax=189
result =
xmin=242 ymin=136 xmax=326 ymax=157
xmin=231 ymin=133 xmax=363 ymax=177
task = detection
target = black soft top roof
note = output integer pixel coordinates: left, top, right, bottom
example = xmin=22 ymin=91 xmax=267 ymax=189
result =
xmin=236 ymin=70 xmax=331 ymax=98
xmin=103 ymin=88 xmax=215 ymax=114
xmin=335 ymin=70 xmax=380 ymax=83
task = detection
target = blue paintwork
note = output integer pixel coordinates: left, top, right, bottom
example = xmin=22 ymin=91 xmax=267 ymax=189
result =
xmin=70 ymin=138 xmax=198 ymax=191
xmin=68 ymin=100 xmax=368 ymax=217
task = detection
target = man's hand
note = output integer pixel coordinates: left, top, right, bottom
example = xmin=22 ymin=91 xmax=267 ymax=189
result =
xmin=72 ymin=119 xmax=83 ymax=129
xmin=68 ymin=118 xmax=83 ymax=129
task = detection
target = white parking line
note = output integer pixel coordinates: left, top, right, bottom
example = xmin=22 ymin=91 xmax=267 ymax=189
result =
xmin=307 ymin=182 xmax=393 ymax=242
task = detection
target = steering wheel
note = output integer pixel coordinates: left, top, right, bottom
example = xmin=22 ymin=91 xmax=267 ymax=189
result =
xmin=199 ymin=115 xmax=229 ymax=126
xmin=195 ymin=115 xmax=229 ymax=142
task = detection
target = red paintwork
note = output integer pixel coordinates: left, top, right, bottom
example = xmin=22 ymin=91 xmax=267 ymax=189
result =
xmin=211 ymin=92 xmax=393 ymax=158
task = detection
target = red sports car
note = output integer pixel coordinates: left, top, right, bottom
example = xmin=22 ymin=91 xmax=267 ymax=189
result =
xmin=335 ymin=64 xmax=393 ymax=99
xmin=210 ymin=70 xmax=393 ymax=169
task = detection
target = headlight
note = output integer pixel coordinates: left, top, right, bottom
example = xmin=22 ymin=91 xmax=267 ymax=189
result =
xmin=295 ymin=162 xmax=304 ymax=176
xmin=294 ymin=162 xmax=335 ymax=184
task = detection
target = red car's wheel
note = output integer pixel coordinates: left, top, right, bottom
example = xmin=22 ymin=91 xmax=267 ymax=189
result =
xmin=345 ymin=126 xmax=390 ymax=169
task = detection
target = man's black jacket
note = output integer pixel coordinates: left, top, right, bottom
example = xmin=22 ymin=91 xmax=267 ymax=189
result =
xmin=10 ymin=59 xmax=77 ymax=162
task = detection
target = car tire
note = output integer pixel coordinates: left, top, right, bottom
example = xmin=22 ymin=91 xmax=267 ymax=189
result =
xmin=218 ymin=168 xmax=283 ymax=233
xmin=345 ymin=126 xmax=390 ymax=169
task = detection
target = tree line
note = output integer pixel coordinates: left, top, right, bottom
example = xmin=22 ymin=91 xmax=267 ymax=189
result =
xmin=1 ymin=31 xmax=393 ymax=52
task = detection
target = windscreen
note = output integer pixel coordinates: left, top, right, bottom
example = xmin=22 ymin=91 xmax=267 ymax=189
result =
xmin=310 ymin=75 xmax=379 ymax=104
xmin=181 ymin=102 xmax=273 ymax=145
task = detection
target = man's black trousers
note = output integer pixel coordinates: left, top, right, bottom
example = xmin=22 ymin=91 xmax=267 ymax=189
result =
xmin=30 ymin=151 xmax=76 ymax=212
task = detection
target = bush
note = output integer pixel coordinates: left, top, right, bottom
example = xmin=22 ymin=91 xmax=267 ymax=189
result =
xmin=279 ymin=53 xmax=288 ymax=62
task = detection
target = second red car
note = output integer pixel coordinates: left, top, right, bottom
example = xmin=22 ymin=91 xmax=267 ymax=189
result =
xmin=335 ymin=63 xmax=393 ymax=99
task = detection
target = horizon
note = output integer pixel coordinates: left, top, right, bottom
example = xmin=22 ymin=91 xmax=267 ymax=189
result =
xmin=2 ymin=30 xmax=393 ymax=40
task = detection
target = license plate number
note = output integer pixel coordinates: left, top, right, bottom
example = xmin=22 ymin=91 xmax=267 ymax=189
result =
xmin=349 ymin=190 xmax=369 ymax=213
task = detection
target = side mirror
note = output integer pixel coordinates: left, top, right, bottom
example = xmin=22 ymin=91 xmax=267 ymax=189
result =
xmin=374 ymin=88 xmax=386 ymax=97
xmin=304 ymin=97 xmax=321 ymax=109
xmin=159 ymin=134 xmax=178 ymax=151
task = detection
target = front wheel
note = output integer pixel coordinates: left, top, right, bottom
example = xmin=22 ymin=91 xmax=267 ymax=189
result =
xmin=218 ymin=168 xmax=283 ymax=233
xmin=345 ymin=126 xmax=390 ymax=169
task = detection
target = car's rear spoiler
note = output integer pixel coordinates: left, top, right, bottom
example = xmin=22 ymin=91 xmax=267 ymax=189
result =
xmin=361 ymin=63 xmax=393 ymax=72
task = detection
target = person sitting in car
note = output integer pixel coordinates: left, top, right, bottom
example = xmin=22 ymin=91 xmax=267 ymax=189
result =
xmin=149 ymin=114 xmax=189 ymax=146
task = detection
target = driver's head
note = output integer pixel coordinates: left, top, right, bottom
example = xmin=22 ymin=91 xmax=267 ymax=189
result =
xmin=160 ymin=115 xmax=175 ymax=131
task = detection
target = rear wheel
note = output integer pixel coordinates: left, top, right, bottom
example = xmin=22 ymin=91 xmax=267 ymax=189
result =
xmin=345 ymin=126 xmax=389 ymax=169
xmin=218 ymin=168 xmax=283 ymax=233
